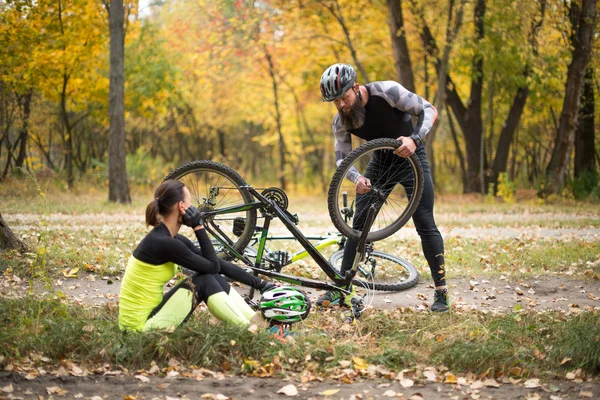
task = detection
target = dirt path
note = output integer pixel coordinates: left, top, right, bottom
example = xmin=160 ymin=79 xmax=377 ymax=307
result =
xmin=17 ymin=274 xmax=599 ymax=315
xmin=1 ymin=372 xmax=598 ymax=400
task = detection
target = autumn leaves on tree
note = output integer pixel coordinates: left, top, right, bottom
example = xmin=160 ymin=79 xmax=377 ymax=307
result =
xmin=0 ymin=0 xmax=597 ymax=197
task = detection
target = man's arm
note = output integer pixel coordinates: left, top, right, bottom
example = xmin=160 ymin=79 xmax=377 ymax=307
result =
xmin=368 ymin=81 xmax=438 ymax=141
xmin=333 ymin=114 xmax=361 ymax=183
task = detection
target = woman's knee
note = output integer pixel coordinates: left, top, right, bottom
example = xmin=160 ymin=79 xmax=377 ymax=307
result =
xmin=192 ymin=274 xmax=227 ymax=301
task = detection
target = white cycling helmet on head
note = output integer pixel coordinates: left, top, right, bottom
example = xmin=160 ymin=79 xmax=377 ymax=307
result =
xmin=320 ymin=63 xmax=357 ymax=102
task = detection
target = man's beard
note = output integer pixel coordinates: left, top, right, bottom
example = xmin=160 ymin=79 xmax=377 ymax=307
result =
xmin=339 ymin=91 xmax=366 ymax=131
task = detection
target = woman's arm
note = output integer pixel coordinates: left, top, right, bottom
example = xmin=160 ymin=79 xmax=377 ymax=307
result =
xmin=158 ymin=233 xmax=221 ymax=274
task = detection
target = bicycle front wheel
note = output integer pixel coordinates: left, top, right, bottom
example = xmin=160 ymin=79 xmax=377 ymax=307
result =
xmin=164 ymin=160 xmax=257 ymax=254
xmin=328 ymin=249 xmax=419 ymax=292
xmin=328 ymin=138 xmax=424 ymax=241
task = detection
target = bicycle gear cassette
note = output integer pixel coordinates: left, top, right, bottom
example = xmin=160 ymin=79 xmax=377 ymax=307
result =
xmin=261 ymin=187 xmax=289 ymax=211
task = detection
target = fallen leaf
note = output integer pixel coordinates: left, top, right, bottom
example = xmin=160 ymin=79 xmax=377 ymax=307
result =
xmin=560 ymin=357 xmax=572 ymax=365
xmin=444 ymin=373 xmax=458 ymax=384
xmin=423 ymin=370 xmax=438 ymax=381
xmin=71 ymin=365 xmax=83 ymax=375
xmin=1 ymin=384 xmax=13 ymax=393
xmin=383 ymin=390 xmax=397 ymax=397
xmin=400 ymin=379 xmax=414 ymax=388
xmin=339 ymin=360 xmax=351 ymax=368
xmin=483 ymin=378 xmax=500 ymax=388
xmin=46 ymin=386 xmax=68 ymax=395
xmin=550 ymin=396 xmax=563 ymax=400
xmin=247 ymin=324 xmax=259 ymax=334
xmin=352 ymin=357 xmax=368 ymax=370
xmin=509 ymin=367 xmax=522 ymax=376
xmin=61 ymin=267 xmax=79 ymax=278
xmin=157 ymin=383 xmax=170 ymax=389
xmin=408 ymin=394 xmax=424 ymax=400
xmin=135 ymin=374 xmax=150 ymax=383
xmin=524 ymin=379 xmax=540 ymax=388
xmin=526 ymin=393 xmax=541 ymax=400
xmin=470 ymin=381 xmax=484 ymax=389
xmin=277 ymin=384 xmax=298 ymax=397
xmin=124 ymin=396 xmax=138 ymax=400
xmin=579 ymin=391 xmax=593 ymax=398
xmin=321 ymin=389 xmax=341 ymax=396
xmin=566 ymin=372 xmax=576 ymax=380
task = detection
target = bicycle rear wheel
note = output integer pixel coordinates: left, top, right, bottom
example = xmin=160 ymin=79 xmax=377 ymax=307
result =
xmin=328 ymin=249 xmax=419 ymax=292
xmin=328 ymin=138 xmax=424 ymax=241
xmin=164 ymin=160 xmax=257 ymax=254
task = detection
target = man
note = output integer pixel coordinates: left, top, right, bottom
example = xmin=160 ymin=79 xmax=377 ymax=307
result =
xmin=318 ymin=63 xmax=449 ymax=312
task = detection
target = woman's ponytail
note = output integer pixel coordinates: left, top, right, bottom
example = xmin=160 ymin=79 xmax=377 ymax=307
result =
xmin=145 ymin=198 xmax=160 ymax=227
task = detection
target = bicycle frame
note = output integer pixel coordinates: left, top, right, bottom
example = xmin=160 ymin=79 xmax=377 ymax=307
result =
xmin=246 ymin=232 xmax=343 ymax=264
xmin=202 ymin=186 xmax=360 ymax=294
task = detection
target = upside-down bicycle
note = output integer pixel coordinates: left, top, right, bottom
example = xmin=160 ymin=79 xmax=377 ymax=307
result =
xmin=164 ymin=138 xmax=424 ymax=319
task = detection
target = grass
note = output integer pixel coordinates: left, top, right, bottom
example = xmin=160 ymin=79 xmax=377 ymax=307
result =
xmin=2 ymin=178 xmax=599 ymax=281
xmin=1 ymin=297 xmax=599 ymax=378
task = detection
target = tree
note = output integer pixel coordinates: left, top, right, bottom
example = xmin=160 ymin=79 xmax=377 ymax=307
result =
xmin=542 ymin=0 xmax=598 ymax=196
xmin=0 ymin=212 xmax=27 ymax=252
xmin=386 ymin=0 xmax=415 ymax=92
xmin=105 ymin=0 xmax=131 ymax=203
xmin=490 ymin=0 xmax=546 ymax=191
xmin=573 ymin=66 xmax=597 ymax=197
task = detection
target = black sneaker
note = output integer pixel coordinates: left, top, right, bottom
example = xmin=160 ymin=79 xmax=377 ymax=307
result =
xmin=431 ymin=288 xmax=450 ymax=312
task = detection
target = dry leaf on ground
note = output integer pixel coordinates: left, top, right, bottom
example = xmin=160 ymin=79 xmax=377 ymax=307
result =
xmin=400 ymin=379 xmax=414 ymax=388
xmin=524 ymin=379 xmax=540 ymax=388
xmin=134 ymin=374 xmax=150 ymax=383
xmin=277 ymin=384 xmax=298 ymax=397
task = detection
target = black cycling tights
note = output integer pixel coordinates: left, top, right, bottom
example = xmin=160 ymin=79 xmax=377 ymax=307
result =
xmin=340 ymin=146 xmax=446 ymax=287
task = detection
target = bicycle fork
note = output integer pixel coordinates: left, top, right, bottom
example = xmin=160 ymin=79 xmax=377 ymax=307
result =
xmin=343 ymin=202 xmax=380 ymax=322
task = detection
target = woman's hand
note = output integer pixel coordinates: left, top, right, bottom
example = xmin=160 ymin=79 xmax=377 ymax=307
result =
xmin=182 ymin=205 xmax=204 ymax=229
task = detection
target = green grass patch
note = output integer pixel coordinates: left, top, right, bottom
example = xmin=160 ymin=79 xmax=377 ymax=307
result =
xmin=1 ymin=297 xmax=599 ymax=378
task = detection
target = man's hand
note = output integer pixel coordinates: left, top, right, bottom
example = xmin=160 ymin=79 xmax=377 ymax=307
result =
xmin=394 ymin=137 xmax=417 ymax=158
xmin=356 ymin=176 xmax=372 ymax=194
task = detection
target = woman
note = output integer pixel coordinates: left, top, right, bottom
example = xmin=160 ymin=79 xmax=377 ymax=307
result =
xmin=118 ymin=179 xmax=274 ymax=332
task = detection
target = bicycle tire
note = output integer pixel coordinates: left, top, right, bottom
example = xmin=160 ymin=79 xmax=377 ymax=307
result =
xmin=328 ymin=138 xmax=424 ymax=241
xmin=328 ymin=249 xmax=419 ymax=291
xmin=164 ymin=160 xmax=257 ymax=254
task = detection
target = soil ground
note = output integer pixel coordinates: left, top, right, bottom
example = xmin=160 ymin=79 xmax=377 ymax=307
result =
xmin=1 ymin=372 xmax=599 ymax=400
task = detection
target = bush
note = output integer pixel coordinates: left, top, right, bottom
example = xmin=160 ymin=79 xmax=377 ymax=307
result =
xmin=569 ymin=170 xmax=599 ymax=201
xmin=89 ymin=148 xmax=175 ymax=187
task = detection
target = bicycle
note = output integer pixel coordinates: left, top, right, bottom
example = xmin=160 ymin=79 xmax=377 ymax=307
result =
xmin=228 ymin=191 xmax=419 ymax=292
xmin=164 ymin=138 xmax=424 ymax=319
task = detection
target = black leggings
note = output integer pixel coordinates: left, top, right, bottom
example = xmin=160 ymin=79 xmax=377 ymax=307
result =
xmin=340 ymin=145 xmax=446 ymax=287
xmin=147 ymin=258 xmax=263 ymax=321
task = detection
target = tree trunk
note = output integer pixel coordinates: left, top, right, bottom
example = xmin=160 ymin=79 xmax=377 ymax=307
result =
xmin=0 ymin=212 xmax=27 ymax=252
xmin=264 ymin=47 xmax=287 ymax=190
xmin=447 ymin=105 xmax=468 ymax=189
xmin=543 ymin=0 xmax=597 ymax=196
xmin=574 ymin=66 xmax=596 ymax=179
xmin=411 ymin=0 xmax=485 ymax=193
xmin=491 ymin=79 xmax=529 ymax=188
xmin=386 ymin=0 xmax=415 ymax=92
xmin=424 ymin=0 xmax=465 ymax=182
xmin=15 ymin=90 xmax=33 ymax=170
xmin=464 ymin=0 xmax=486 ymax=193
xmin=108 ymin=0 xmax=131 ymax=203
xmin=59 ymin=73 xmax=75 ymax=189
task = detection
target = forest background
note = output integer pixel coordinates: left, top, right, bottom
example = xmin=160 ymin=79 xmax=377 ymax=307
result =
xmin=0 ymin=0 xmax=598 ymax=201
